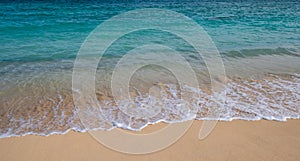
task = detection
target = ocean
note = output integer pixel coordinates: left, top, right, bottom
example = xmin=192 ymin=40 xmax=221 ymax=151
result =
xmin=0 ymin=1 xmax=299 ymax=138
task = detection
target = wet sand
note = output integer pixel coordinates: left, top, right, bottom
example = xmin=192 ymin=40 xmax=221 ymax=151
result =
xmin=0 ymin=120 xmax=299 ymax=161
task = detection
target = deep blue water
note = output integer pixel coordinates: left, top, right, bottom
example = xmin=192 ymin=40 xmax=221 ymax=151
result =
xmin=1 ymin=1 xmax=299 ymax=63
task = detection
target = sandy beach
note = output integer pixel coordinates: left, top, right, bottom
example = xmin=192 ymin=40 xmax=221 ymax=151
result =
xmin=0 ymin=120 xmax=299 ymax=161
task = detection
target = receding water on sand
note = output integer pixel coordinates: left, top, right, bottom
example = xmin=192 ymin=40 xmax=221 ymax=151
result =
xmin=1 ymin=53 xmax=300 ymax=138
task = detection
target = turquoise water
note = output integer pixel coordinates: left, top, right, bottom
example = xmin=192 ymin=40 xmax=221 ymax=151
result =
xmin=1 ymin=1 xmax=299 ymax=62
xmin=0 ymin=1 xmax=300 ymax=137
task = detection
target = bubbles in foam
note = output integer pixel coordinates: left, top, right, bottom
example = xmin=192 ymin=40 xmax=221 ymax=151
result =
xmin=0 ymin=73 xmax=299 ymax=138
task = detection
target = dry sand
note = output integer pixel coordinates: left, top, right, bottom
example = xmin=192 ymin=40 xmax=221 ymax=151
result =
xmin=0 ymin=120 xmax=300 ymax=161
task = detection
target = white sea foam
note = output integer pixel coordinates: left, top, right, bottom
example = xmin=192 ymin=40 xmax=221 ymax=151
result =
xmin=0 ymin=73 xmax=299 ymax=138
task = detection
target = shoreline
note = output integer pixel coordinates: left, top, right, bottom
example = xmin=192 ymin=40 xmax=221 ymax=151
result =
xmin=1 ymin=119 xmax=300 ymax=161
xmin=1 ymin=117 xmax=300 ymax=139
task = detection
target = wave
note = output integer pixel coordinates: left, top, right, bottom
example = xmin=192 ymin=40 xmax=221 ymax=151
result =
xmin=221 ymin=47 xmax=300 ymax=59
xmin=0 ymin=73 xmax=299 ymax=138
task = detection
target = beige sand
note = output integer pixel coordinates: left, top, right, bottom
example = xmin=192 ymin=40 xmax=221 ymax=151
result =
xmin=0 ymin=120 xmax=300 ymax=161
